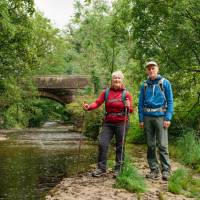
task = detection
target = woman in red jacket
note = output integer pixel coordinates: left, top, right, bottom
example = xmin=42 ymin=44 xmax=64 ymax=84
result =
xmin=82 ymin=71 xmax=134 ymax=177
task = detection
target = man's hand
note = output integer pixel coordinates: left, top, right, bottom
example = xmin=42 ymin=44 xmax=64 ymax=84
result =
xmin=163 ymin=120 xmax=171 ymax=128
xmin=82 ymin=102 xmax=89 ymax=111
xmin=139 ymin=122 xmax=144 ymax=129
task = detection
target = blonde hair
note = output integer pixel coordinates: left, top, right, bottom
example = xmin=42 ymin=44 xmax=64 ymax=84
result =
xmin=112 ymin=70 xmax=124 ymax=80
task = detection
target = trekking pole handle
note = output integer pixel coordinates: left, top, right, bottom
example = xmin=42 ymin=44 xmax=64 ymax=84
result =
xmin=82 ymin=101 xmax=89 ymax=111
xmin=124 ymin=98 xmax=130 ymax=109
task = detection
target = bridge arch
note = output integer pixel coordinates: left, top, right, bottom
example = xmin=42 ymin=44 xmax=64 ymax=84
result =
xmin=38 ymin=91 xmax=74 ymax=105
xmin=34 ymin=75 xmax=90 ymax=105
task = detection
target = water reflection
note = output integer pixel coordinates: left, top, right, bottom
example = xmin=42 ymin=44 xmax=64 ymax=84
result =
xmin=0 ymin=126 xmax=97 ymax=200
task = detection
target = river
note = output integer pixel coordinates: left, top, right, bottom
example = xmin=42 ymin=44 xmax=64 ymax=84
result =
xmin=0 ymin=123 xmax=97 ymax=200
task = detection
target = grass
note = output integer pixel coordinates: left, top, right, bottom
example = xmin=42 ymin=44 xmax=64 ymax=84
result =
xmin=168 ymin=168 xmax=200 ymax=198
xmin=176 ymin=131 xmax=200 ymax=172
xmin=114 ymin=157 xmax=147 ymax=193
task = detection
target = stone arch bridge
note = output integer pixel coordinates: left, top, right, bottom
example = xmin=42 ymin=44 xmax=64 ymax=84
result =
xmin=34 ymin=75 xmax=90 ymax=105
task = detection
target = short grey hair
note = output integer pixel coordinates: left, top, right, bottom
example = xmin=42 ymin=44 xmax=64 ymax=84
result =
xmin=112 ymin=70 xmax=124 ymax=80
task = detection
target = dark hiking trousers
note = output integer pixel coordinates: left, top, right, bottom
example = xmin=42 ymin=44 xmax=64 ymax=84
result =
xmin=144 ymin=116 xmax=171 ymax=172
xmin=97 ymin=122 xmax=129 ymax=171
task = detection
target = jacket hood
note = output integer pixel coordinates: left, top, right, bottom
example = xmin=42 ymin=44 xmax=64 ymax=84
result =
xmin=146 ymin=74 xmax=163 ymax=84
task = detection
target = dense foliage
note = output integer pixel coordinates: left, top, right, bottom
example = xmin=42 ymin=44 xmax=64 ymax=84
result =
xmin=0 ymin=0 xmax=68 ymax=127
xmin=0 ymin=0 xmax=199 ymax=140
xmin=64 ymin=0 xmax=200 ymax=138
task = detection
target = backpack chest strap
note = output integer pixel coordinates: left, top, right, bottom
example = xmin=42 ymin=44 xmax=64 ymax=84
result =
xmin=104 ymin=88 xmax=127 ymax=103
xmin=105 ymin=111 xmax=126 ymax=116
xmin=144 ymin=107 xmax=166 ymax=112
xmin=107 ymin=98 xmax=122 ymax=103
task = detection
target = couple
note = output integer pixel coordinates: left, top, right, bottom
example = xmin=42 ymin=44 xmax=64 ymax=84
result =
xmin=82 ymin=61 xmax=173 ymax=181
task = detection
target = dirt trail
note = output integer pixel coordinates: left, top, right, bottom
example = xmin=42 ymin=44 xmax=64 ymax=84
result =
xmin=45 ymin=145 xmax=195 ymax=200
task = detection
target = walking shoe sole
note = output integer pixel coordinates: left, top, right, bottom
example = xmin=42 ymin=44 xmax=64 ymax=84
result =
xmin=162 ymin=177 xmax=169 ymax=181
xmin=92 ymin=173 xmax=106 ymax=177
xmin=146 ymin=177 xmax=160 ymax=180
xmin=146 ymin=175 xmax=160 ymax=180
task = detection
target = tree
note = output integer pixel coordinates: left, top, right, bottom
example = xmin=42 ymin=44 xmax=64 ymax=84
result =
xmin=64 ymin=0 xmax=132 ymax=89
xmin=0 ymin=0 xmax=36 ymax=79
xmin=112 ymin=0 xmax=200 ymax=132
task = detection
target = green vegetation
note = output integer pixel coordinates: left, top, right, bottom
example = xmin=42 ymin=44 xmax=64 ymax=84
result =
xmin=126 ymin=115 xmax=145 ymax=144
xmin=0 ymin=1 xmax=199 ymax=198
xmin=28 ymin=99 xmax=67 ymax=127
xmin=115 ymin=157 xmax=147 ymax=193
xmin=65 ymin=96 xmax=103 ymax=139
xmin=0 ymin=0 xmax=199 ymax=199
xmin=0 ymin=0 xmax=199 ymax=146
xmin=168 ymin=168 xmax=200 ymax=199
xmin=0 ymin=0 xmax=69 ymax=128
xmin=175 ymin=131 xmax=200 ymax=171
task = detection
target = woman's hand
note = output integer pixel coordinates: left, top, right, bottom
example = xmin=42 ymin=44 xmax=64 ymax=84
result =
xmin=82 ymin=102 xmax=89 ymax=111
xmin=124 ymin=99 xmax=130 ymax=109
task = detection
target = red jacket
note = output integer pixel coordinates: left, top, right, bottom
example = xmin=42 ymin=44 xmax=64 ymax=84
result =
xmin=88 ymin=87 xmax=134 ymax=123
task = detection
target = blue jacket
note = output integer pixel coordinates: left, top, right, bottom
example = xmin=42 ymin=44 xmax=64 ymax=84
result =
xmin=138 ymin=75 xmax=174 ymax=122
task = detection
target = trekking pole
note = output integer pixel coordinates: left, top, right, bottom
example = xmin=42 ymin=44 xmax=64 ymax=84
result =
xmin=119 ymin=107 xmax=128 ymax=173
xmin=76 ymin=108 xmax=86 ymax=174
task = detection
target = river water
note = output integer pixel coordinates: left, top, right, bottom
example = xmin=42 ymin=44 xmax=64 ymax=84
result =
xmin=0 ymin=124 xmax=97 ymax=200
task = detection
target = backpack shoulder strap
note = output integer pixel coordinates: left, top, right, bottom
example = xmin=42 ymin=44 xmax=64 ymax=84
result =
xmin=104 ymin=87 xmax=110 ymax=102
xmin=158 ymin=78 xmax=166 ymax=102
xmin=143 ymin=80 xmax=148 ymax=94
xmin=158 ymin=78 xmax=165 ymax=92
xmin=105 ymin=88 xmax=127 ymax=103
xmin=122 ymin=88 xmax=127 ymax=102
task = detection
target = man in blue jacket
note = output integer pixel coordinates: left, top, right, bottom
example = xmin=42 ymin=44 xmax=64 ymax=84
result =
xmin=138 ymin=61 xmax=174 ymax=181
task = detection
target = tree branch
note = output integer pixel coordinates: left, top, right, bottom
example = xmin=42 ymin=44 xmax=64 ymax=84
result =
xmin=184 ymin=69 xmax=200 ymax=73
xmin=149 ymin=33 xmax=182 ymax=69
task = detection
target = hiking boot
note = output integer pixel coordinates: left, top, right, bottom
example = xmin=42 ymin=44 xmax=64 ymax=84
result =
xmin=146 ymin=170 xmax=160 ymax=180
xmin=162 ymin=171 xmax=170 ymax=181
xmin=113 ymin=170 xmax=120 ymax=178
xmin=92 ymin=169 xmax=106 ymax=177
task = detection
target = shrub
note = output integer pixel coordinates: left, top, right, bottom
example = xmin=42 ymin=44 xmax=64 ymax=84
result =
xmin=65 ymin=95 xmax=103 ymax=140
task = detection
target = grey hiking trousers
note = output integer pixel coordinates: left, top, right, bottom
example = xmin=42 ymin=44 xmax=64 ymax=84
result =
xmin=97 ymin=122 xmax=129 ymax=171
xmin=144 ymin=116 xmax=171 ymax=172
